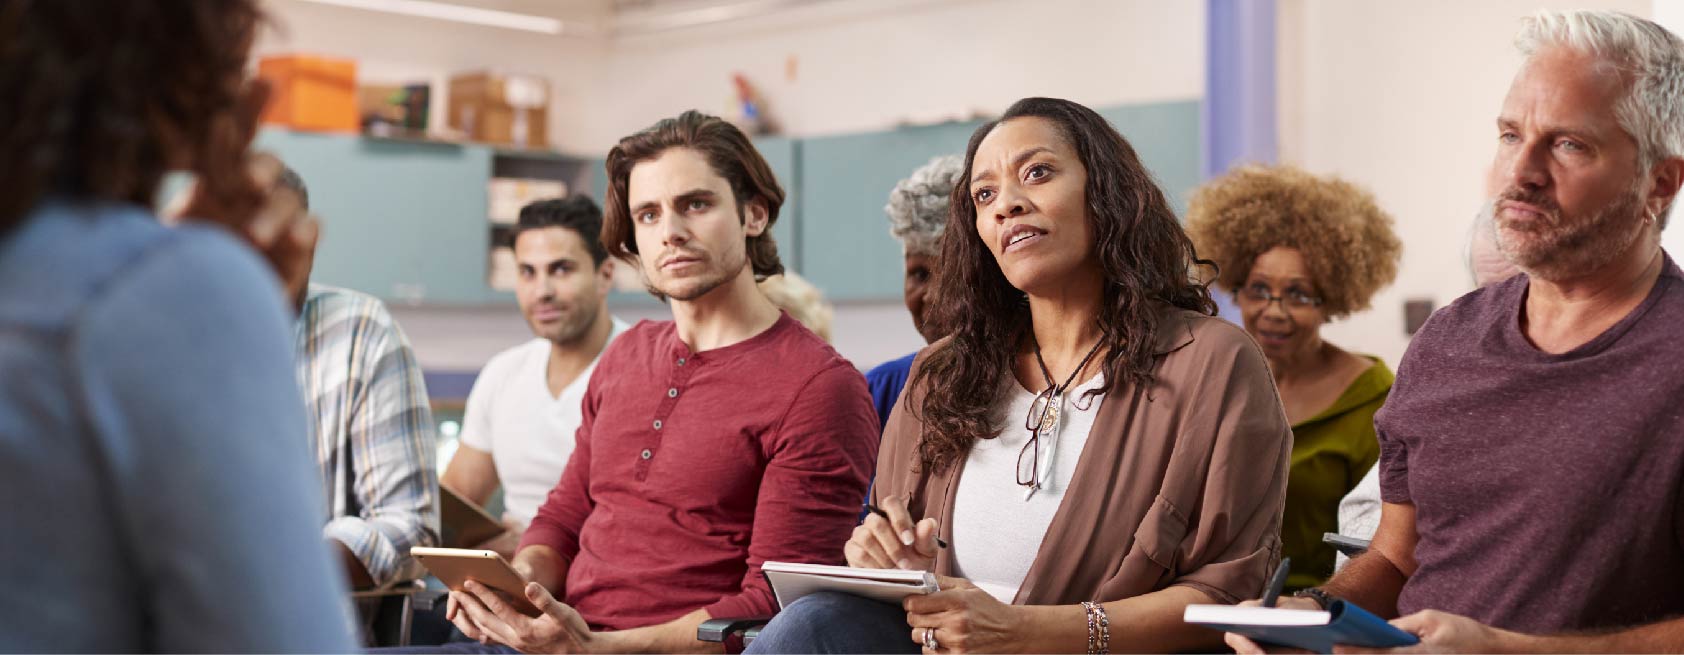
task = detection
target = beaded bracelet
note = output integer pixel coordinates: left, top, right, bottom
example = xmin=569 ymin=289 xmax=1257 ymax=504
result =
xmin=1080 ymin=601 xmax=1111 ymax=655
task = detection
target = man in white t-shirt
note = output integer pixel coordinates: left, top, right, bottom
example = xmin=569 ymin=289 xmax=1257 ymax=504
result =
xmin=441 ymin=196 xmax=627 ymax=558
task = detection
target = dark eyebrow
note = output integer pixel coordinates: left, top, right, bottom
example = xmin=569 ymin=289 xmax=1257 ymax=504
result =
xmin=971 ymin=146 xmax=1058 ymax=188
xmin=1010 ymin=146 xmax=1056 ymax=172
xmin=517 ymin=256 xmax=576 ymax=270
xmin=674 ymin=188 xmax=718 ymax=203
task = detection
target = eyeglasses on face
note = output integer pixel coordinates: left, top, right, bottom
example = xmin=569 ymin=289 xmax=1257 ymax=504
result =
xmin=1237 ymin=282 xmax=1324 ymax=310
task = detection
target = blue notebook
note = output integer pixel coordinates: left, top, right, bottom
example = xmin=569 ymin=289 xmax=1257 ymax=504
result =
xmin=1183 ymin=600 xmax=1420 ymax=653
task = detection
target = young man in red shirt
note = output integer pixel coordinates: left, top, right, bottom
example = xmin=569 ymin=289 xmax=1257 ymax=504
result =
xmin=442 ymin=111 xmax=879 ymax=654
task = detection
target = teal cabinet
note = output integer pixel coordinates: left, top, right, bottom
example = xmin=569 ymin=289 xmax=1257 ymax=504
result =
xmin=256 ymin=129 xmax=495 ymax=304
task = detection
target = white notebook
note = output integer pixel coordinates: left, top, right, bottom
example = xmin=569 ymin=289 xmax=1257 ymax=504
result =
xmin=761 ymin=561 xmax=939 ymax=609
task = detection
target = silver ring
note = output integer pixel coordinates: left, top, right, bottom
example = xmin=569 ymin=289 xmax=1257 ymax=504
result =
xmin=924 ymin=627 xmax=939 ymax=650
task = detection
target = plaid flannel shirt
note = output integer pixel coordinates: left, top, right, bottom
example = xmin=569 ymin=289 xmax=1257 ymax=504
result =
xmin=295 ymin=284 xmax=439 ymax=587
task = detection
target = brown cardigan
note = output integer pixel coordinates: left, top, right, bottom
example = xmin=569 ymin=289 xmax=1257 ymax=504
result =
xmin=873 ymin=306 xmax=1292 ymax=606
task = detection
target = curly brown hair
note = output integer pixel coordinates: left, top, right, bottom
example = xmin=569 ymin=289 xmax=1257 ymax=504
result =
xmin=1185 ymin=165 xmax=1401 ymax=318
xmin=0 ymin=1 xmax=267 ymax=236
xmin=908 ymin=97 xmax=1217 ymax=474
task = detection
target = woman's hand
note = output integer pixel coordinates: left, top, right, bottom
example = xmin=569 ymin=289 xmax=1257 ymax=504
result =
xmin=903 ymin=576 xmax=1024 ymax=654
xmin=844 ymin=494 xmax=940 ymax=570
xmin=1224 ymin=598 xmax=1320 ymax=654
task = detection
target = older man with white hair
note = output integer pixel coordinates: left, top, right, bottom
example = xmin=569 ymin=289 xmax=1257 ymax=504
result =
xmin=1230 ymin=9 xmax=1684 ymax=653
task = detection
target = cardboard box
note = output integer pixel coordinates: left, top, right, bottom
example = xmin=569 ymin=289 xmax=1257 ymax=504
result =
xmin=258 ymin=55 xmax=358 ymax=133
xmin=449 ymin=72 xmax=549 ymax=148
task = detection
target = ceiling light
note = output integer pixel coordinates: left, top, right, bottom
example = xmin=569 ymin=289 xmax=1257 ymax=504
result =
xmin=292 ymin=0 xmax=564 ymax=34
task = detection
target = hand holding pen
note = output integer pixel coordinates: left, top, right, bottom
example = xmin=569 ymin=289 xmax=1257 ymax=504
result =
xmin=844 ymin=495 xmax=945 ymax=570
xmin=1261 ymin=557 xmax=1291 ymax=608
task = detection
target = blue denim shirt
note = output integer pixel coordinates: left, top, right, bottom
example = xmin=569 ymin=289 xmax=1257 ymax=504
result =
xmin=0 ymin=201 xmax=356 ymax=651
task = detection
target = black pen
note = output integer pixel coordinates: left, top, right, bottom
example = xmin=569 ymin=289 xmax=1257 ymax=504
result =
xmin=865 ymin=504 xmax=949 ymax=549
xmin=1261 ymin=557 xmax=1291 ymax=608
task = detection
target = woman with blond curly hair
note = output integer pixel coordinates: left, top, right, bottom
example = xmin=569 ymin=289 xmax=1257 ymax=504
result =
xmin=1186 ymin=164 xmax=1402 ymax=591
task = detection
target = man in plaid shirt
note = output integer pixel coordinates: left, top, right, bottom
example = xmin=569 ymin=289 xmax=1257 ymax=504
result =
xmin=275 ymin=165 xmax=439 ymax=593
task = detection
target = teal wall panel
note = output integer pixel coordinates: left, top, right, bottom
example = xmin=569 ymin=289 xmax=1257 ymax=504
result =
xmin=1096 ymin=102 xmax=1203 ymax=216
xmin=256 ymin=129 xmax=494 ymax=303
xmin=796 ymin=122 xmax=980 ymax=301
xmin=796 ymin=100 xmax=1201 ymax=301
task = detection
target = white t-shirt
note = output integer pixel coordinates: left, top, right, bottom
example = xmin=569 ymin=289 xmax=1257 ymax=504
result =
xmin=1335 ymin=465 xmax=1383 ymax=571
xmin=458 ymin=318 xmax=627 ymax=527
xmin=950 ymin=372 xmax=1107 ymax=603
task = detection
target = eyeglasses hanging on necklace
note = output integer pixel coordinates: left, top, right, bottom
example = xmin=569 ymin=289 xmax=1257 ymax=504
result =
xmin=1019 ymin=332 xmax=1104 ymax=499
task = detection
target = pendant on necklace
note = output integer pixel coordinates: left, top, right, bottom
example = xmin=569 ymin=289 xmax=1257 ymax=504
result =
xmin=1039 ymin=399 xmax=1061 ymax=432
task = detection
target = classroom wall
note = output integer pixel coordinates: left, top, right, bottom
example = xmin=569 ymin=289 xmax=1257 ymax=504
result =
xmin=259 ymin=0 xmax=1206 ymax=154
xmin=1275 ymin=0 xmax=1651 ymax=367
xmin=254 ymin=0 xmax=609 ymax=151
xmin=573 ymin=0 xmax=1204 ymax=152
xmin=256 ymin=0 xmax=1209 ymax=374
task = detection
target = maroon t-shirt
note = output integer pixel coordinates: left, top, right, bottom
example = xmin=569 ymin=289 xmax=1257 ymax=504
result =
xmin=519 ymin=313 xmax=878 ymax=630
xmin=1376 ymin=255 xmax=1684 ymax=634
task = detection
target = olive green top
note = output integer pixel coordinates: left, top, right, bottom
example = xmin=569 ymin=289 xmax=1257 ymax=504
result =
xmin=1282 ymin=356 xmax=1394 ymax=590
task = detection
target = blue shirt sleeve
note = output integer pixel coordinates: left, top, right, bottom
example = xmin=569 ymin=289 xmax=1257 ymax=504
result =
xmin=864 ymin=353 xmax=917 ymax=432
xmin=69 ymin=227 xmax=356 ymax=652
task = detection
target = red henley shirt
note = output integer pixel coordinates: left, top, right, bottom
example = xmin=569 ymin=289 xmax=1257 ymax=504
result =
xmin=519 ymin=313 xmax=879 ymax=629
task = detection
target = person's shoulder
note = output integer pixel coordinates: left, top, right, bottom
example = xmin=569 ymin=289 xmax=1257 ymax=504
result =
xmin=593 ymin=318 xmax=671 ymax=366
xmin=1651 ymin=252 xmax=1684 ymax=311
xmin=1163 ymin=308 xmax=1260 ymax=363
xmin=302 ymin=284 xmax=396 ymax=326
xmin=865 ymin=351 xmax=918 ymax=383
xmin=481 ymin=338 xmax=550 ymax=378
xmin=1419 ymin=274 xmax=1524 ymax=339
xmin=770 ymin=314 xmax=859 ymax=375
xmin=0 ymin=202 xmax=274 ymax=327
xmin=1179 ymin=309 xmax=1252 ymax=349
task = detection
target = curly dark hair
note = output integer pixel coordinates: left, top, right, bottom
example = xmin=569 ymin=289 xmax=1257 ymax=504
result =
xmin=908 ymin=97 xmax=1217 ymax=473
xmin=1184 ymin=165 xmax=1401 ymax=318
xmin=601 ymin=111 xmax=785 ymax=284
xmin=0 ymin=1 xmax=267 ymax=236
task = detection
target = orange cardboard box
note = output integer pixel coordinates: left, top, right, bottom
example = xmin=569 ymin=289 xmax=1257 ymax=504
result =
xmin=258 ymin=55 xmax=358 ymax=133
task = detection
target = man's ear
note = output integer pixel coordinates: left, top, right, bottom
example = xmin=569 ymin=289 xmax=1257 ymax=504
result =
xmin=595 ymin=258 xmax=616 ymax=300
xmin=742 ymin=197 xmax=770 ymax=238
xmin=1647 ymin=157 xmax=1684 ymax=223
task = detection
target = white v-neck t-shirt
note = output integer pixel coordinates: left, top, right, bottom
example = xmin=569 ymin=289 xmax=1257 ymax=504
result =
xmin=949 ymin=372 xmax=1107 ymax=603
xmin=458 ymin=318 xmax=627 ymax=527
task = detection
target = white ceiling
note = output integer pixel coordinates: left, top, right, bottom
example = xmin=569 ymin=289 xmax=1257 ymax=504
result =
xmin=421 ymin=0 xmax=837 ymax=34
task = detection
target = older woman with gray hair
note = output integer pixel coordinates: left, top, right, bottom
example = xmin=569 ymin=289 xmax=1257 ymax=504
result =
xmin=865 ymin=154 xmax=964 ymax=429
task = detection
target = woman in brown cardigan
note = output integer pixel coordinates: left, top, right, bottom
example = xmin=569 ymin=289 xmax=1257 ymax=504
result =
xmin=744 ymin=97 xmax=1293 ymax=654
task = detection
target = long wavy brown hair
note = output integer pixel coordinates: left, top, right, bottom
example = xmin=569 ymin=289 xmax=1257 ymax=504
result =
xmin=0 ymin=1 xmax=265 ymax=236
xmin=908 ymin=97 xmax=1217 ymax=473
